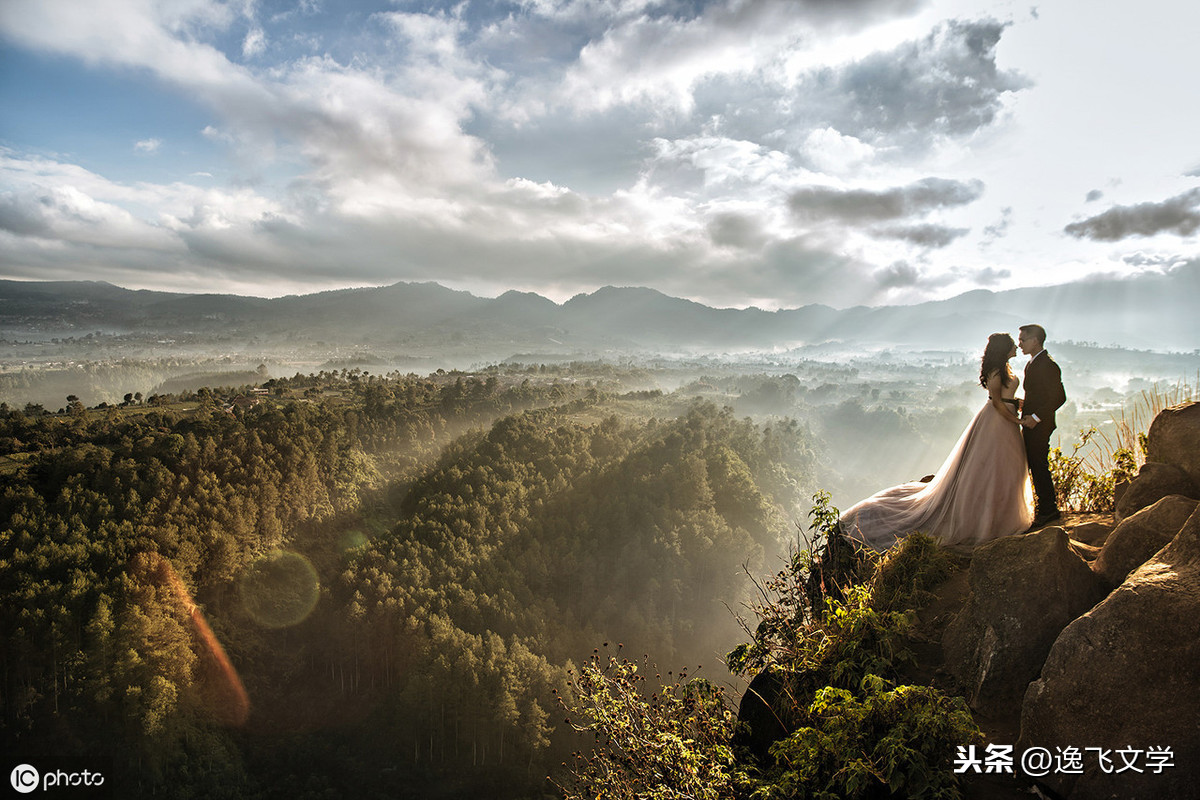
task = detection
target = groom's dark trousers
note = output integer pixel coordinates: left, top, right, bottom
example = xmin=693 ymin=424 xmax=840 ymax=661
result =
xmin=1023 ymin=424 xmax=1056 ymax=517
xmin=1022 ymin=350 xmax=1066 ymax=517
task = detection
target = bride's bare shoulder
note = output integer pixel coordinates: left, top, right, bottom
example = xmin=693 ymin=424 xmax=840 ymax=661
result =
xmin=985 ymin=366 xmax=1018 ymax=396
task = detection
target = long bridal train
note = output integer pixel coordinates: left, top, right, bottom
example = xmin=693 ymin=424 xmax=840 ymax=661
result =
xmin=840 ymin=400 xmax=1034 ymax=551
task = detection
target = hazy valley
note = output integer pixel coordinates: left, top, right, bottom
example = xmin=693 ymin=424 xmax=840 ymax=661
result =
xmin=1 ymin=278 xmax=1196 ymax=797
xmin=2 ymin=277 xmax=1196 ymax=510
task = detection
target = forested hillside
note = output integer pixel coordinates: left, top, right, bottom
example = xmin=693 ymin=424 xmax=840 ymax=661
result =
xmin=0 ymin=370 xmax=818 ymax=797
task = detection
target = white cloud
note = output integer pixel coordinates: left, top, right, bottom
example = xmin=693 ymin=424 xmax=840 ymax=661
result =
xmin=646 ymin=135 xmax=796 ymax=194
xmin=802 ymin=128 xmax=875 ymax=174
xmin=0 ymin=183 xmax=177 ymax=251
xmin=1 ymin=0 xmax=494 ymax=198
xmin=243 ymin=26 xmax=266 ymax=58
xmin=0 ymin=149 xmax=290 ymax=263
xmin=0 ymin=0 xmax=1197 ymax=312
xmin=518 ymin=0 xmax=931 ymax=116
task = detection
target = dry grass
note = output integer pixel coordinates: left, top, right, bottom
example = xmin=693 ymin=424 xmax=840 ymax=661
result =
xmin=1107 ymin=372 xmax=1198 ymax=469
xmin=1053 ymin=374 xmax=1196 ymax=512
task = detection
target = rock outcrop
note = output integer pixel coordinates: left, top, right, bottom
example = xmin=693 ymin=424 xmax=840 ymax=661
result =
xmin=941 ymin=527 xmax=1107 ymax=718
xmin=1068 ymin=520 xmax=1113 ymax=547
xmin=1018 ymin=508 xmax=1200 ymax=799
xmin=1093 ymin=494 xmax=1199 ymax=587
xmin=1113 ymin=401 xmax=1200 ymax=521
xmin=736 ymin=402 xmax=1200 ymax=797
xmin=1147 ymin=401 xmax=1200 ymax=486
xmin=1114 ymin=461 xmax=1198 ymax=521
xmin=734 ymin=669 xmax=795 ymax=764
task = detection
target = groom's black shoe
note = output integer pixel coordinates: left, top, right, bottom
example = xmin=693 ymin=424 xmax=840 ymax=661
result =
xmin=1026 ymin=510 xmax=1063 ymax=532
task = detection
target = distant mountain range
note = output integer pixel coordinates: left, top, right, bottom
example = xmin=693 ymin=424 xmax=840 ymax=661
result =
xmin=1 ymin=265 xmax=1196 ymax=355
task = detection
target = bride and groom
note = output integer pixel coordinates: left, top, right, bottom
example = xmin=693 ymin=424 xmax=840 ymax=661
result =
xmin=841 ymin=324 xmax=1067 ymax=552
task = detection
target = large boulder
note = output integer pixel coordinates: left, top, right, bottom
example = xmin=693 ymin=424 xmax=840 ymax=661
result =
xmin=734 ymin=668 xmax=797 ymax=764
xmin=1068 ymin=520 xmax=1113 ymax=547
xmin=1114 ymin=461 xmax=1198 ymax=521
xmin=1094 ymin=495 xmax=1200 ymax=587
xmin=1018 ymin=508 xmax=1200 ymax=799
xmin=942 ymin=528 xmax=1107 ymax=717
xmin=1147 ymin=401 xmax=1200 ymax=487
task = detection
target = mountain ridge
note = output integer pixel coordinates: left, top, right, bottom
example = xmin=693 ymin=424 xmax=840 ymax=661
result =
xmin=0 ymin=266 xmax=1195 ymax=353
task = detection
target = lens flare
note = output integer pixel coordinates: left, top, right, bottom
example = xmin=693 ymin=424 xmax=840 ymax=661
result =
xmin=135 ymin=552 xmax=250 ymax=727
xmin=240 ymin=550 xmax=321 ymax=629
xmin=340 ymin=529 xmax=368 ymax=552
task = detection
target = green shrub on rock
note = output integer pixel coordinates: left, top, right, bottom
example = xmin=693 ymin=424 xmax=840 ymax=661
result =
xmin=558 ymin=649 xmax=737 ymax=800
xmin=564 ymin=495 xmax=983 ymax=800
xmin=755 ymin=674 xmax=981 ymax=800
xmin=729 ymin=499 xmax=982 ymax=800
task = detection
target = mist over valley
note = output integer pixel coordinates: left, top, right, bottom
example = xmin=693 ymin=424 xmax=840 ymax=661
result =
xmin=1 ymin=276 xmax=1196 ymax=797
xmin=2 ymin=275 xmax=1196 ymax=510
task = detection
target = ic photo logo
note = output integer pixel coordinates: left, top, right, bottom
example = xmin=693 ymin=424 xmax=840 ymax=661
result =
xmin=10 ymin=765 xmax=39 ymax=794
xmin=9 ymin=763 xmax=107 ymax=794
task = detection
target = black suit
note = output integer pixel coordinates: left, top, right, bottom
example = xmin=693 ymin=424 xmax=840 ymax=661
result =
xmin=1022 ymin=350 xmax=1066 ymax=516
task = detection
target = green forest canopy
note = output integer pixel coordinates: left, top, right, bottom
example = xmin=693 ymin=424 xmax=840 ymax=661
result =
xmin=0 ymin=369 xmax=819 ymax=798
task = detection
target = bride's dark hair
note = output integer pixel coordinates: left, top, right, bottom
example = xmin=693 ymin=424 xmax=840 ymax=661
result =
xmin=980 ymin=333 xmax=1015 ymax=388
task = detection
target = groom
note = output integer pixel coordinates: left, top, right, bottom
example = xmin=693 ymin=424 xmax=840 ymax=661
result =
xmin=1019 ymin=324 xmax=1066 ymax=527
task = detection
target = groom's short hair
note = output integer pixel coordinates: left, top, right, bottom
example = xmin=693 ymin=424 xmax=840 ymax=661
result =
xmin=1020 ymin=324 xmax=1047 ymax=345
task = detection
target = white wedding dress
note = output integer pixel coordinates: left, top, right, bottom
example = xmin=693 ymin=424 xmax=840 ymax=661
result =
xmin=840 ymin=377 xmax=1035 ymax=552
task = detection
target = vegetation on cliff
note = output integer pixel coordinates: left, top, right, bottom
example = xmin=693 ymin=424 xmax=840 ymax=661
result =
xmin=564 ymin=497 xmax=982 ymax=800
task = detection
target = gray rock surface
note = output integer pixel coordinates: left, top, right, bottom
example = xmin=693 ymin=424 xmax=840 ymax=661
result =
xmin=1094 ymin=494 xmax=1199 ymax=587
xmin=1018 ymin=508 xmax=1200 ymax=799
xmin=942 ymin=527 xmax=1107 ymax=717
xmin=1114 ymin=461 xmax=1197 ymax=521
xmin=1068 ymin=521 xmax=1113 ymax=547
xmin=1147 ymin=401 xmax=1200 ymax=487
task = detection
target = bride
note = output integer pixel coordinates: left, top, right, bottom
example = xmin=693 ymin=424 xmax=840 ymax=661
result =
xmin=840 ymin=333 xmax=1035 ymax=551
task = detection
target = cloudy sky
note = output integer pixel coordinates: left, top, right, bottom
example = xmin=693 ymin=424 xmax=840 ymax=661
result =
xmin=2 ymin=0 xmax=1198 ymax=309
